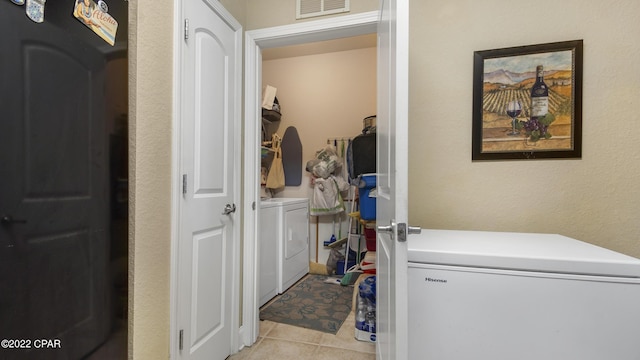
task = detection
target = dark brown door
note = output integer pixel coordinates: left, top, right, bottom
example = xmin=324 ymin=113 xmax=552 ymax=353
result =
xmin=0 ymin=3 xmax=113 ymax=359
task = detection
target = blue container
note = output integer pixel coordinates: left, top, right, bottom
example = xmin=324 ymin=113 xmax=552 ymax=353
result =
xmin=358 ymin=174 xmax=376 ymax=220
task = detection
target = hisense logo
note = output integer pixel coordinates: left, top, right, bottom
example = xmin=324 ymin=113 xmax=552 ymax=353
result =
xmin=425 ymin=277 xmax=447 ymax=284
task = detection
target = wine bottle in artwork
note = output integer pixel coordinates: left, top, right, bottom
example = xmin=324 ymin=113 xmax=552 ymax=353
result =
xmin=530 ymin=65 xmax=549 ymax=120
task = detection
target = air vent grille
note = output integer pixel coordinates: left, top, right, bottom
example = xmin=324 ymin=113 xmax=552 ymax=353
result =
xmin=297 ymin=0 xmax=350 ymax=19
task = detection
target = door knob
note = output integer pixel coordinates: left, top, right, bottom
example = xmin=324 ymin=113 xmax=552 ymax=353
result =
xmin=1 ymin=215 xmax=27 ymax=225
xmin=408 ymin=226 xmax=422 ymax=235
xmin=377 ymin=223 xmax=395 ymax=241
xmin=222 ymin=203 xmax=236 ymax=215
xmin=376 ymin=222 xmax=421 ymax=242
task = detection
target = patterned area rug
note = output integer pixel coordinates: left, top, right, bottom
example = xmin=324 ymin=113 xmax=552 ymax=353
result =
xmin=259 ymin=274 xmax=353 ymax=334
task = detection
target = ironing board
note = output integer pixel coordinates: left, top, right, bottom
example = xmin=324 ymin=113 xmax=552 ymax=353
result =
xmin=281 ymin=126 xmax=303 ymax=186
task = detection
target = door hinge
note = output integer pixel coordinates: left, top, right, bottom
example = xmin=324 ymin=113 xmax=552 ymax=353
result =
xmin=179 ymin=329 xmax=184 ymax=351
xmin=182 ymin=174 xmax=187 ymax=194
xmin=184 ymin=18 xmax=189 ymax=40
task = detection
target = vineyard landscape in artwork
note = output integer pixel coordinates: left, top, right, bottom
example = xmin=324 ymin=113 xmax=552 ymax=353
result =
xmin=481 ymin=50 xmax=574 ymax=152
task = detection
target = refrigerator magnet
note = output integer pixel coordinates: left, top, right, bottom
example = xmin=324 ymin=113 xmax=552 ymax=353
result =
xmin=96 ymin=0 xmax=107 ymax=12
xmin=25 ymin=0 xmax=45 ymax=23
xmin=72 ymin=0 xmax=118 ymax=46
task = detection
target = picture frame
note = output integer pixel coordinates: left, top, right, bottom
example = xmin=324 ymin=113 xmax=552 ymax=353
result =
xmin=472 ymin=40 xmax=583 ymax=160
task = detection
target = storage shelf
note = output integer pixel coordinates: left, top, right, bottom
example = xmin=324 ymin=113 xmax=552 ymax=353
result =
xmin=326 ymin=237 xmax=348 ymax=249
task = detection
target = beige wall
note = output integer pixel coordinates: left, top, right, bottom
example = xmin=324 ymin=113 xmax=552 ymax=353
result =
xmin=408 ymin=0 xmax=640 ymax=258
xmin=128 ymin=0 xmax=173 ymax=359
xmin=220 ymin=0 xmax=247 ymax=26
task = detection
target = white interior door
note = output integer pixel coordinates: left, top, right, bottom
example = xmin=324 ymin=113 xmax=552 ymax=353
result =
xmin=177 ymin=0 xmax=241 ymax=359
xmin=376 ymin=0 xmax=414 ymax=359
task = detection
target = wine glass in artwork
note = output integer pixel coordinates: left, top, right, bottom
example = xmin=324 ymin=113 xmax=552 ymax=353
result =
xmin=506 ymin=100 xmax=522 ymax=136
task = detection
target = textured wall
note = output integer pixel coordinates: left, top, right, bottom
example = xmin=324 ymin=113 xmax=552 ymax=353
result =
xmin=128 ymin=0 xmax=173 ymax=358
xmin=220 ymin=0 xmax=247 ymax=26
xmin=408 ymin=0 xmax=640 ymax=258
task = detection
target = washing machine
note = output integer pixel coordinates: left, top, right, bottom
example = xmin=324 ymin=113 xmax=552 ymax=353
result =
xmin=259 ymin=200 xmax=279 ymax=307
xmin=259 ymin=198 xmax=309 ymax=305
xmin=278 ymin=198 xmax=310 ymax=292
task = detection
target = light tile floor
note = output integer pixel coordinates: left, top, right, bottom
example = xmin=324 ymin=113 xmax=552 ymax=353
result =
xmin=229 ymin=312 xmax=376 ymax=360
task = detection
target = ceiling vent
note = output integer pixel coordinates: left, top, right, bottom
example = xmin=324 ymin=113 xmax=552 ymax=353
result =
xmin=296 ymin=0 xmax=350 ymax=19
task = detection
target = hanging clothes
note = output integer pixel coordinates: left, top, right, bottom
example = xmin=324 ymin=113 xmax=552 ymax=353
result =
xmin=310 ymin=175 xmax=350 ymax=216
xmin=306 ymin=144 xmax=350 ymax=215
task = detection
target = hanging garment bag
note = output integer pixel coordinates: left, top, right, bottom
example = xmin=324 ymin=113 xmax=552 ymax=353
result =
xmin=351 ymin=132 xmax=376 ymax=177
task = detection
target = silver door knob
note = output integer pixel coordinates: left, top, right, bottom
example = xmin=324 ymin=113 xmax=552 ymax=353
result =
xmin=408 ymin=226 xmax=422 ymax=235
xmin=377 ymin=225 xmax=393 ymax=233
xmin=222 ymin=203 xmax=236 ymax=215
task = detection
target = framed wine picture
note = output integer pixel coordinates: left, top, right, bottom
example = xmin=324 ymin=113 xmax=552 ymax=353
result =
xmin=472 ymin=40 xmax=583 ymax=160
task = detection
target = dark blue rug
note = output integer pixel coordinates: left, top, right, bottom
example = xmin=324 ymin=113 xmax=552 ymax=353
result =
xmin=259 ymin=275 xmax=353 ymax=334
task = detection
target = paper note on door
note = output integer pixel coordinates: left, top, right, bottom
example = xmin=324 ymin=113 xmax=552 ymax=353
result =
xmin=72 ymin=0 xmax=118 ymax=46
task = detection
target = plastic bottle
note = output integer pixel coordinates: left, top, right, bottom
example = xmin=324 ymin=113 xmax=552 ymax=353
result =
xmin=365 ymin=310 xmax=376 ymax=333
xmin=355 ymin=297 xmax=366 ymax=331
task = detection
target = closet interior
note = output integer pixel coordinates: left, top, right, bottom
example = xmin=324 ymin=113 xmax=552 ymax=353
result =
xmin=257 ymin=33 xmax=378 ymax=307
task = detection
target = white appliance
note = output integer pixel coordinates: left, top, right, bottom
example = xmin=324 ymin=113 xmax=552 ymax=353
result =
xmin=278 ymin=198 xmax=310 ymax=292
xmin=407 ymin=229 xmax=640 ymax=360
xmin=259 ymin=198 xmax=309 ymax=307
xmin=259 ymin=200 xmax=280 ymax=307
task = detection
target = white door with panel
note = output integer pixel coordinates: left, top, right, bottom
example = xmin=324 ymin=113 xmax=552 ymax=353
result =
xmin=177 ymin=0 xmax=241 ymax=359
xmin=376 ymin=0 xmax=416 ymax=359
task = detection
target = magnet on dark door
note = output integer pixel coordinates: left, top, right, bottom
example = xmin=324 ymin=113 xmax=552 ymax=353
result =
xmin=73 ymin=0 xmax=118 ymax=46
xmin=25 ymin=0 xmax=45 ymax=23
xmin=96 ymin=0 xmax=107 ymax=12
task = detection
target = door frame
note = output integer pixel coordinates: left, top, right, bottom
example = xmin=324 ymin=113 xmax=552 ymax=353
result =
xmin=170 ymin=0 xmax=243 ymax=358
xmin=242 ymin=11 xmax=378 ymax=346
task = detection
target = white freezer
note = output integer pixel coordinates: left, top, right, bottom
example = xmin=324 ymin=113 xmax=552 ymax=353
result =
xmin=408 ymin=229 xmax=640 ymax=360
